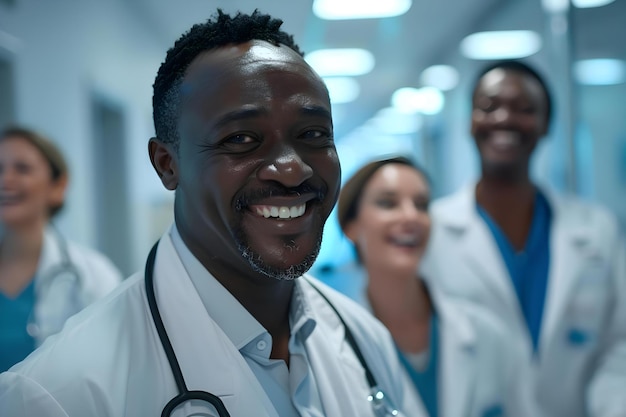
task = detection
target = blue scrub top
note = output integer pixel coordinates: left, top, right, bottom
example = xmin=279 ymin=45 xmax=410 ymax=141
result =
xmin=398 ymin=315 xmax=439 ymax=417
xmin=0 ymin=280 xmax=37 ymax=372
xmin=477 ymin=191 xmax=552 ymax=352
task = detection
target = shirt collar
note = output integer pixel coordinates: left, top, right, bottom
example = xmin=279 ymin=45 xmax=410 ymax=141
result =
xmin=290 ymin=280 xmax=317 ymax=344
xmin=169 ymin=224 xmax=316 ymax=349
xmin=169 ymin=225 xmax=265 ymax=349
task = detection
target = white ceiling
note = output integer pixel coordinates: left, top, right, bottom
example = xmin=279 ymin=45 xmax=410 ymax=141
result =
xmin=128 ymin=0 xmax=626 ymax=140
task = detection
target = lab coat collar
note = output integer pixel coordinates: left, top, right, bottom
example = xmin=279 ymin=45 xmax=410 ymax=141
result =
xmin=35 ymin=227 xmax=64 ymax=289
xmin=152 ymin=227 xmax=376 ymax=416
xmin=169 ymin=224 xmax=266 ymax=350
xmin=169 ymin=224 xmax=316 ymax=350
xmin=435 ymin=183 xmax=602 ymax=353
xmin=433 ymin=183 xmax=524 ymax=329
xmin=299 ymin=277 xmax=380 ymax=416
xmin=152 ymin=228 xmax=280 ymax=416
xmin=432 ymin=183 xmax=476 ymax=231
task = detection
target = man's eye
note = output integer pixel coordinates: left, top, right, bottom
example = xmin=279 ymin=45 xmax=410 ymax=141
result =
xmin=475 ymin=98 xmax=496 ymax=113
xmin=225 ymin=134 xmax=255 ymax=144
xmin=300 ymin=130 xmax=332 ymax=141
xmin=479 ymin=103 xmax=496 ymax=112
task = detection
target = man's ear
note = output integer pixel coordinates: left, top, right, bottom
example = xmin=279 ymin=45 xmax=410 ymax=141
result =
xmin=148 ymin=138 xmax=179 ymax=190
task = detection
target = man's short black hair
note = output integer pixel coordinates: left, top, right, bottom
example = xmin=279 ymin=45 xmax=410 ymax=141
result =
xmin=471 ymin=60 xmax=553 ymax=125
xmin=152 ymin=9 xmax=304 ymax=150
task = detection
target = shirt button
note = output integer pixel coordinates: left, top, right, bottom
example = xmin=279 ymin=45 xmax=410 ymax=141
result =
xmin=256 ymin=340 xmax=267 ymax=351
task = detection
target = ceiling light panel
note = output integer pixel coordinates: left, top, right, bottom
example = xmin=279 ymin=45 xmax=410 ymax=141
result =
xmin=420 ymin=65 xmax=459 ymax=91
xmin=574 ymin=59 xmax=625 ymax=85
xmin=313 ymin=0 xmax=412 ymax=20
xmin=460 ymin=30 xmax=542 ymax=60
xmin=305 ymin=48 xmax=375 ymax=77
xmin=572 ymin=0 xmax=615 ymax=8
xmin=323 ymin=77 xmax=361 ymax=103
xmin=391 ymin=87 xmax=445 ymax=115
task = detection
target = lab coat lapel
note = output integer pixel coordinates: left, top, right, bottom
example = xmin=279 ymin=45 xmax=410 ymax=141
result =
xmin=302 ymin=280 xmax=374 ymax=417
xmin=539 ymin=193 xmax=590 ymax=353
xmin=32 ymin=229 xmax=77 ymax=345
xmin=440 ymin=186 xmax=522 ymax=329
xmin=151 ymin=232 xmax=279 ymax=417
xmin=438 ymin=297 xmax=476 ymax=417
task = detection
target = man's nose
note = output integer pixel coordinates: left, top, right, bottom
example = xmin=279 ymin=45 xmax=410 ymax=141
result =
xmin=257 ymin=145 xmax=314 ymax=187
xmin=493 ymin=107 xmax=512 ymax=124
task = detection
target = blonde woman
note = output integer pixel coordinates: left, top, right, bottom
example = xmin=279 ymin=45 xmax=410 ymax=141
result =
xmin=0 ymin=126 xmax=122 ymax=371
xmin=337 ymin=156 xmax=534 ymax=417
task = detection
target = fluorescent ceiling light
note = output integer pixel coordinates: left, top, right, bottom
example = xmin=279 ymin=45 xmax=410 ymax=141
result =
xmin=306 ymin=48 xmax=375 ymax=77
xmin=420 ymin=65 xmax=459 ymax=91
xmin=541 ymin=0 xmax=570 ymax=13
xmin=323 ymin=77 xmax=361 ymax=104
xmin=572 ymin=0 xmax=615 ymax=7
xmin=313 ymin=0 xmax=412 ymax=20
xmin=460 ymin=31 xmax=542 ymax=60
xmin=370 ymin=107 xmax=423 ymax=135
xmin=574 ymin=59 xmax=625 ymax=85
xmin=391 ymin=87 xmax=445 ymax=115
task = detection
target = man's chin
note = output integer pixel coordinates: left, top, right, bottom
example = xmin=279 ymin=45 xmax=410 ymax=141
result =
xmin=238 ymin=245 xmax=320 ymax=281
xmin=483 ymin=160 xmax=526 ymax=181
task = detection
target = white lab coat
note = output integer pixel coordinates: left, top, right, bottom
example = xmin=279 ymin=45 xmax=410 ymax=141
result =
xmin=0 ymin=228 xmax=426 ymax=417
xmin=340 ymin=263 xmax=534 ymax=417
xmin=31 ymin=227 xmax=123 ymax=345
xmin=421 ymin=184 xmax=626 ymax=417
xmin=418 ymin=292 xmax=533 ymax=417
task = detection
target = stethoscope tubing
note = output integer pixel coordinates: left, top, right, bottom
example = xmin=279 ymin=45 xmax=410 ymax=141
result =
xmin=145 ymin=242 xmax=231 ymax=417
xmin=144 ymin=240 xmax=395 ymax=417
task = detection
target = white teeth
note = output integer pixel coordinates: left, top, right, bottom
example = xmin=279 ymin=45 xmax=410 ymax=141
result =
xmin=279 ymin=207 xmax=290 ymax=218
xmin=254 ymin=204 xmax=306 ymax=219
xmin=393 ymin=236 xmax=418 ymax=246
xmin=492 ymin=132 xmax=521 ymax=149
xmin=494 ymin=136 xmax=517 ymax=146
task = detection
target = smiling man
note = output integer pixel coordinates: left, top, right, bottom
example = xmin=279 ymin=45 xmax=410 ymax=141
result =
xmin=421 ymin=60 xmax=626 ymax=417
xmin=0 ymin=10 xmax=425 ymax=417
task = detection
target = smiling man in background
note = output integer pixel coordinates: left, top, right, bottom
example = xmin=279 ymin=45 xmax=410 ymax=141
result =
xmin=421 ymin=60 xmax=626 ymax=417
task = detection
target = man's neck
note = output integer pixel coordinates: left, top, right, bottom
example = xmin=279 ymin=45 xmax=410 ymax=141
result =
xmin=476 ymin=177 xmax=537 ymax=250
xmin=221 ymin=274 xmax=295 ymax=364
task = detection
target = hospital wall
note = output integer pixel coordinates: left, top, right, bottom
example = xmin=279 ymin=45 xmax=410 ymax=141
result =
xmin=0 ymin=0 xmax=174 ymax=276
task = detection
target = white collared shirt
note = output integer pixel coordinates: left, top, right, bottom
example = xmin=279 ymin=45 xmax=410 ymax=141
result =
xmin=170 ymin=226 xmax=326 ymax=417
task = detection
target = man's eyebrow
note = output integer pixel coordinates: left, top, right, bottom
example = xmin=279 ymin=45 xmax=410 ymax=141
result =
xmin=213 ymin=105 xmax=331 ymax=130
xmin=300 ymin=105 xmax=332 ymax=120
xmin=214 ymin=108 xmax=266 ymax=129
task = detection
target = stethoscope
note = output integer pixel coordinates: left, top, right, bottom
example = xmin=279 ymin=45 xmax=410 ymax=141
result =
xmin=144 ymin=241 xmax=400 ymax=417
xmin=26 ymin=227 xmax=82 ymax=339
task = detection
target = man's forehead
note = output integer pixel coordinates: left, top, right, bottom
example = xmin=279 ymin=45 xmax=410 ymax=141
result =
xmin=478 ymin=68 xmax=544 ymax=100
xmin=185 ymin=40 xmax=306 ymax=77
